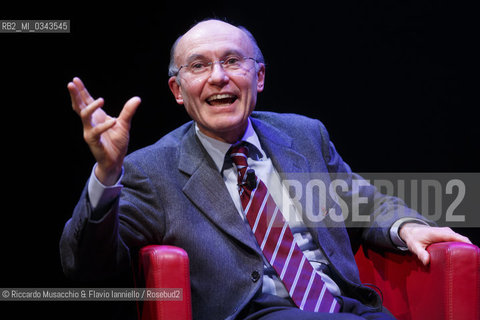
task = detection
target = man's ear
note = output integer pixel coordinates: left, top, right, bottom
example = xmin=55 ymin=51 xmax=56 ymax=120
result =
xmin=256 ymin=63 xmax=266 ymax=92
xmin=168 ymin=76 xmax=184 ymax=105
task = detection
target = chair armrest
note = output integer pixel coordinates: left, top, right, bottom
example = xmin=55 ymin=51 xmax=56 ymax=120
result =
xmin=138 ymin=245 xmax=192 ymax=320
xmin=355 ymin=242 xmax=480 ymax=320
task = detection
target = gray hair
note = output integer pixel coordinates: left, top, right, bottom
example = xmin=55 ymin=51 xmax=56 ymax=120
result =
xmin=168 ymin=35 xmax=183 ymax=77
xmin=168 ymin=20 xmax=265 ymax=77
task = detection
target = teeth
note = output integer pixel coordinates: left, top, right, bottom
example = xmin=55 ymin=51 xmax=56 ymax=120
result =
xmin=207 ymin=94 xmax=236 ymax=102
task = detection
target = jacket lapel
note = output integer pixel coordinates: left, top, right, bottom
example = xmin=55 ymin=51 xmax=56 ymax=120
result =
xmin=178 ymin=125 xmax=262 ymax=256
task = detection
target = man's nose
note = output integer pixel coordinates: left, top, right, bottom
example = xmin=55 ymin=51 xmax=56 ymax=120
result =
xmin=208 ymin=62 xmax=229 ymax=85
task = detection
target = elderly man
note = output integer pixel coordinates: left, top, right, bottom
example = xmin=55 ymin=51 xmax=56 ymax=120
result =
xmin=61 ymin=19 xmax=470 ymax=320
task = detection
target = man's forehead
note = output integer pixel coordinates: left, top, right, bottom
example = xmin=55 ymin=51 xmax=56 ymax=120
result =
xmin=175 ymin=20 xmax=252 ymax=60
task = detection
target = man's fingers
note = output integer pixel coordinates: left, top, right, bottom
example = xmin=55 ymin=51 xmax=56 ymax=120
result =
xmin=88 ymin=118 xmax=117 ymax=141
xmin=428 ymin=227 xmax=472 ymax=245
xmin=73 ymin=77 xmax=95 ymax=105
xmin=118 ymin=96 xmax=141 ymax=126
xmin=80 ymin=98 xmax=105 ymax=128
xmin=68 ymin=81 xmax=84 ymax=112
xmin=445 ymin=228 xmax=472 ymax=244
xmin=413 ymin=229 xmax=472 ymax=266
xmin=405 ymin=226 xmax=473 ymax=266
xmin=418 ymin=249 xmax=430 ymax=266
xmin=409 ymin=243 xmax=430 ymax=266
xmin=68 ymin=77 xmax=95 ymax=113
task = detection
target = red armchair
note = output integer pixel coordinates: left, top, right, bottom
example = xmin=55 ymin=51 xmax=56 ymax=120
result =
xmin=137 ymin=242 xmax=480 ymax=320
xmin=355 ymin=242 xmax=480 ymax=320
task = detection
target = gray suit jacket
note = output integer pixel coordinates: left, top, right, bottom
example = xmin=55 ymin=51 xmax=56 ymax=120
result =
xmin=60 ymin=111 xmax=425 ymax=319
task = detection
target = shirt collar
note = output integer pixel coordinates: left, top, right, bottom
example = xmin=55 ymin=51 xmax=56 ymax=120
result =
xmin=194 ymin=118 xmax=266 ymax=172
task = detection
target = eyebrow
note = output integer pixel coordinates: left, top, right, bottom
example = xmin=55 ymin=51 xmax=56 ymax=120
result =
xmin=185 ymin=49 xmax=247 ymax=64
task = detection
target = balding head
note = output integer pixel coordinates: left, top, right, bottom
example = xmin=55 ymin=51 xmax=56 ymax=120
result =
xmin=168 ymin=19 xmax=264 ymax=77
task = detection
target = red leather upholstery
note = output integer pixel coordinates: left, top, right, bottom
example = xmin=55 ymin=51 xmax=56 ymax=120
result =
xmin=138 ymin=242 xmax=480 ymax=320
xmin=355 ymin=242 xmax=480 ymax=320
xmin=138 ymin=245 xmax=192 ymax=320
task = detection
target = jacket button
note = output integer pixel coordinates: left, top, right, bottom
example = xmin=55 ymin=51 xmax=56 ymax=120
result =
xmin=251 ymin=270 xmax=260 ymax=282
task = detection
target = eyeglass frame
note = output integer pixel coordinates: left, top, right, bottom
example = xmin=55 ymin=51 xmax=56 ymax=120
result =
xmin=174 ymin=56 xmax=258 ymax=77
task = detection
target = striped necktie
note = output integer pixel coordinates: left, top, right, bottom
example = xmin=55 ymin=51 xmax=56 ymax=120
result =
xmin=229 ymin=144 xmax=340 ymax=313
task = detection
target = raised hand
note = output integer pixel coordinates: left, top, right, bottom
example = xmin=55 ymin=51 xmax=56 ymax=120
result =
xmin=68 ymin=77 xmax=141 ymax=185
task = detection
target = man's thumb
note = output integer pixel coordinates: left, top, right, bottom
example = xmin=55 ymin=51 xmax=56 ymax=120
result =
xmin=120 ymin=96 xmax=141 ymax=125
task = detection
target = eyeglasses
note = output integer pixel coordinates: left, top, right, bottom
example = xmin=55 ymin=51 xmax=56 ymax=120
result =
xmin=176 ymin=56 xmax=258 ymax=77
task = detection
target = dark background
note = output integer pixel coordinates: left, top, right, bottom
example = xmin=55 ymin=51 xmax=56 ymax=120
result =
xmin=1 ymin=1 xmax=478 ymax=318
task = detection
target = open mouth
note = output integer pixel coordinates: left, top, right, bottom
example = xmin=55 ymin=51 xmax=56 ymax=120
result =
xmin=206 ymin=93 xmax=238 ymax=106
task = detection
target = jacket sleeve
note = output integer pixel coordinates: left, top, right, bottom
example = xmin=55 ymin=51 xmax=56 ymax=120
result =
xmin=59 ymin=158 xmax=166 ymax=281
xmin=59 ymin=183 xmax=130 ymax=281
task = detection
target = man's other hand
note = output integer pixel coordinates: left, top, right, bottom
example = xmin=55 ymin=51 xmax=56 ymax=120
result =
xmin=399 ymin=223 xmax=472 ymax=265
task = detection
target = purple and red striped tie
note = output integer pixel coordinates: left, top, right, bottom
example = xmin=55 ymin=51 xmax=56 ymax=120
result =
xmin=230 ymin=144 xmax=340 ymax=313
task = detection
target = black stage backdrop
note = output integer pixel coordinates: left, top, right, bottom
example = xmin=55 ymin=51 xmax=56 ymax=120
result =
xmin=1 ymin=1 xmax=478 ymax=319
